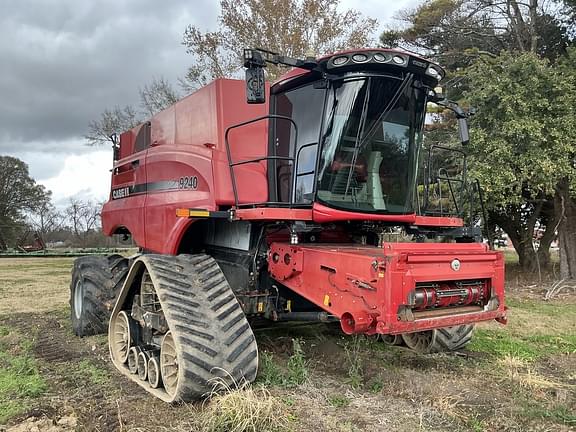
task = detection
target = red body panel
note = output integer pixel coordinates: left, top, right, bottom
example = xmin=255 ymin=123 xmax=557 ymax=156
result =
xmin=102 ymin=79 xmax=270 ymax=252
xmin=268 ymin=242 xmax=506 ymax=334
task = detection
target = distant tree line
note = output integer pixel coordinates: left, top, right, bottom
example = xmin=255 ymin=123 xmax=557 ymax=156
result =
xmin=0 ymin=155 xmax=125 ymax=250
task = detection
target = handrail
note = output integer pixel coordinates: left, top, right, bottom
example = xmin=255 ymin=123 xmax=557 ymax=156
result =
xmin=225 ymin=115 xmax=299 ymax=208
xmin=423 ymin=144 xmax=468 ymax=217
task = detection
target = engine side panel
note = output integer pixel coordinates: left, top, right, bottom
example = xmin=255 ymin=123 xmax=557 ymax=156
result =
xmin=102 ymin=79 xmax=270 ymax=253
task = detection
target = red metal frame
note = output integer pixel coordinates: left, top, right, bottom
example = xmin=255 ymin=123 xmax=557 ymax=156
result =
xmin=268 ymin=242 xmax=506 ymax=334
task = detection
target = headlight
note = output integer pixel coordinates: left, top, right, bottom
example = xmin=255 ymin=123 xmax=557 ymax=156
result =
xmin=332 ymin=56 xmax=349 ymax=66
xmin=351 ymin=53 xmax=369 ymax=63
xmin=373 ymin=53 xmax=387 ymax=63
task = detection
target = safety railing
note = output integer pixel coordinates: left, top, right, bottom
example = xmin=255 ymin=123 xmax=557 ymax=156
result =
xmin=225 ymin=115 xmax=310 ymax=208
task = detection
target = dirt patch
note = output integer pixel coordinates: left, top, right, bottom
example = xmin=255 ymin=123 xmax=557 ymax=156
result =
xmin=5 ymin=415 xmax=77 ymax=432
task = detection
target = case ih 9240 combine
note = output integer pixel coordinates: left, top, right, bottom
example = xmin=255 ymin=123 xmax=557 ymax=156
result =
xmin=70 ymin=47 xmax=506 ymax=402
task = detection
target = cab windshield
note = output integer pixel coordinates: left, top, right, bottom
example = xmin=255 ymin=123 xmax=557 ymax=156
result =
xmin=316 ymin=75 xmax=426 ymax=214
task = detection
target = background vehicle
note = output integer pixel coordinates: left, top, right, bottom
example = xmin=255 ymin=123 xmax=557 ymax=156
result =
xmin=70 ymin=47 xmax=506 ymax=402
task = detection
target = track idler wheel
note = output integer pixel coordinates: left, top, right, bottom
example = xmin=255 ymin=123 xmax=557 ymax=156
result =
xmin=160 ymin=331 xmax=178 ymax=397
xmin=108 ymin=254 xmax=259 ymax=402
xmin=402 ymin=325 xmax=474 ymax=354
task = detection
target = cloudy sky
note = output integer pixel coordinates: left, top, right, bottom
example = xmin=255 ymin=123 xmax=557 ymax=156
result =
xmin=1 ymin=0 xmax=414 ymax=207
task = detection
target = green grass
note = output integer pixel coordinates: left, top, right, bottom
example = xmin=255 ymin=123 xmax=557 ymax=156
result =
xmin=506 ymin=297 xmax=575 ymax=316
xmin=327 ymin=394 xmax=350 ymax=408
xmin=256 ymin=339 xmax=309 ymax=388
xmin=77 ymin=360 xmax=109 ymax=386
xmin=519 ymin=398 xmax=576 ymax=426
xmin=0 ymin=327 xmax=47 ymax=424
xmin=503 ymin=250 xmax=519 ymax=264
xmin=469 ymin=329 xmax=576 ymax=360
xmin=344 ymin=336 xmax=364 ymax=389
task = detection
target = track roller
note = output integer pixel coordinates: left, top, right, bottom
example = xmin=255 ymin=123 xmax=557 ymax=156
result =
xmin=108 ymin=254 xmax=259 ymax=402
xmin=137 ymin=351 xmax=150 ymax=381
xmin=148 ymin=354 xmax=162 ymax=389
xmin=127 ymin=347 xmax=140 ymax=374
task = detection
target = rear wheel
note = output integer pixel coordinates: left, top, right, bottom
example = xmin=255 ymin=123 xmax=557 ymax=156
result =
xmin=402 ymin=325 xmax=474 ymax=354
xmin=70 ymin=255 xmax=129 ymax=337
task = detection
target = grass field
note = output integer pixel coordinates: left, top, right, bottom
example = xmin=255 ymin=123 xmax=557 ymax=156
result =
xmin=0 ymin=257 xmax=574 ymax=431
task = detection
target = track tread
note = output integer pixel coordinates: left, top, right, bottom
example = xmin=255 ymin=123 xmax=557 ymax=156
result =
xmin=109 ymin=253 xmax=258 ymax=402
xmin=402 ymin=325 xmax=474 ymax=354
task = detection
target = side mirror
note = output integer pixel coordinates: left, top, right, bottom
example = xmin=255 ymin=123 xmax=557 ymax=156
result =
xmin=458 ymin=117 xmax=469 ymax=146
xmin=245 ymin=67 xmax=265 ymax=104
xmin=244 ymin=49 xmax=266 ymax=104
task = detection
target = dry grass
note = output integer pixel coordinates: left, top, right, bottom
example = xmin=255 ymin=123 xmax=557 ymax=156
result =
xmin=199 ymin=375 xmax=289 ymax=432
xmin=499 ymin=354 xmax=575 ymax=390
xmin=0 ymin=258 xmax=74 ymax=315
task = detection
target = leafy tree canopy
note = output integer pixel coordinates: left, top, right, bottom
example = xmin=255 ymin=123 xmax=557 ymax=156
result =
xmin=0 ymin=156 xmax=51 ymax=248
xmin=465 ymin=50 xmax=576 ymax=206
xmin=182 ymin=0 xmax=378 ymax=87
xmin=381 ymin=0 xmax=572 ymax=69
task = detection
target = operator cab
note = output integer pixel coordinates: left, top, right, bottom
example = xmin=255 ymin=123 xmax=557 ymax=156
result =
xmin=242 ymin=48 xmax=448 ymax=217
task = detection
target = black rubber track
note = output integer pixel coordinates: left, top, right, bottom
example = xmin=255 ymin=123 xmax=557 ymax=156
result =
xmin=109 ymin=254 xmax=258 ymax=402
xmin=432 ymin=324 xmax=474 ymax=352
xmin=70 ymin=254 xmax=129 ymax=337
xmin=402 ymin=324 xmax=474 ymax=354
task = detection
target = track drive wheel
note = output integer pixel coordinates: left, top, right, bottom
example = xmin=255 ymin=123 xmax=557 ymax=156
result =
xmin=70 ymin=254 xmax=129 ymax=337
xmin=402 ymin=325 xmax=474 ymax=354
xmin=109 ymin=254 xmax=259 ymax=402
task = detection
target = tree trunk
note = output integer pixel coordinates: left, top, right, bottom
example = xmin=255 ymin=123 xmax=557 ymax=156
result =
xmin=0 ymin=230 xmax=6 ymax=251
xmin=489 ymin=204 xmax=541 ymax=272
xmin=555 ymin=180 xmax=576 ymax=279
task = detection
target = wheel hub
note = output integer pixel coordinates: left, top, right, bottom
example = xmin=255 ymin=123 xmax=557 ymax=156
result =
xmin=74 ymin=280 xmax=84 ymax=320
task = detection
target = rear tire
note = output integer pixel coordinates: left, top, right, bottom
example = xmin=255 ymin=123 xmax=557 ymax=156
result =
xmin=70 ymin=255 xmax=129 ymax=337
xmin=402 ymin=325 xmax=474 ymax=354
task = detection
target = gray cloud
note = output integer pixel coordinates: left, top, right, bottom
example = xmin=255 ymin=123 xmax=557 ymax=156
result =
xmin=0 ymin=0 xmax=217 ymax=151
xmin=0 ymin=0 xmax=412 ymax=185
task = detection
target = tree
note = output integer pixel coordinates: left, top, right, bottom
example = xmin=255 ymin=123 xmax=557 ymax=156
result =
xmin=384 ymin=0 xmax=575 ymax=273
xmin=182 ymin=0 xmax=378 ymax=87
xmin=139 ymin=77 xmax=180 ymax=118
xmin=86 ymin=77 xmax=180 ymax=146
xmin=65 ymin=198 xmax=102 ymax=248
xmin=554 ymin=47 xmax=576 ymax=279
xmin=464 ymin=52 xmax=576 ymax=272
xmin=27 ymin=202 xmax=65 ymax=245
xmin=380 ymin=0 xmax=571 ymax=69
xmin=0 ymin=156 xmax=51 ymax=249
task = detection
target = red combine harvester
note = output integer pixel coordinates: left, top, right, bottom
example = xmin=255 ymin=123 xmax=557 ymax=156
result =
xmin=70 ymin=48 xmax=506 ymax=402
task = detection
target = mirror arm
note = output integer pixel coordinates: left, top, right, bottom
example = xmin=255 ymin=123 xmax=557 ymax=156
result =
xmin=433 ymin=98 xmax=470 ymax=119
